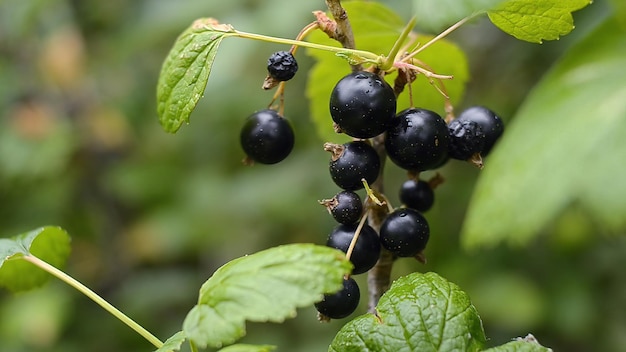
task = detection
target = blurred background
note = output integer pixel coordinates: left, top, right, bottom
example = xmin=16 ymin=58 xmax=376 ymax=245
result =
xmin=1 ymin=0 xmax=624 ymax=351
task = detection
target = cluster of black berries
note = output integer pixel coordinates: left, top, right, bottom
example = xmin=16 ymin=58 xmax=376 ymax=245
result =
xmin=239 ymin=51 xmax=299 ymax=164
xmin=313 ymin=71 xmax=504 ymax=320
xmin=238 ymin=54 xmax=503 ymax=318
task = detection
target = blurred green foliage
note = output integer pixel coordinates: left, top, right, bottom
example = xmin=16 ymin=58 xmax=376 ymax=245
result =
xmin=0 ymin=0 xmax=625 ymax=351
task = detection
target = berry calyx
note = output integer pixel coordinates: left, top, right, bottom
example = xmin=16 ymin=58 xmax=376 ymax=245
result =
xmin=329 ymin=71 xmax=396 ymax=139
xmin=399 ymin=179 xmax=434 ymax=212
xmin=321 ymin=191 xmax=363 ymax=225
xmin=326 ymin=141 xmax=380 ymax=191
xmin=315 ymin=276 xmax=360 ymax=320
xmin=240 ymin=109 xmax=294 ymax=164
xmin=379 ymin=208 xmax=430 ymax=257
xmin=447 ymin=119 xmax=485 ymax=161
xmin=456 ymin=106 xmax=504 ymax=156
xmin=326 ymin=223 xmax=380 ymax=275
xmin=385 ymin=108 xmax=450 ymax=171
xmin=267 ymin=51 xmax=298 ymax=81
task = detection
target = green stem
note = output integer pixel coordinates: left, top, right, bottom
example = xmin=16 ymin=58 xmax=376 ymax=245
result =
xmin=380 ymin=16 xmax=416 ymax=71
xmin=189 ymin=340 xmax=199 ymax=352
xmin=229 ymin=30 xmax=381 ymax=64
xmin=22 ymin=254 xmax=164 ymax=349
xmin=401 ymin=14 xmax=474 ymax=63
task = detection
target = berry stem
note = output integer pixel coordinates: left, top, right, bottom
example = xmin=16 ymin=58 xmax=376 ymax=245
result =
xmin=290 ymin=21 xmax=320 ymax=55
xmin=380 ymin=16 xmax=416 ymax=72
xmin=401 ymin=15 xmax=474 ymax=63
xmin=345 ymin=209 xmax=370 ymax=262
xmin=21 ymin=254 xmax=164 ymax=349
xmin=230 ymin=29 xmax=381 ymax=65
xmin=361 ymin=178 xmax=385 ymax=206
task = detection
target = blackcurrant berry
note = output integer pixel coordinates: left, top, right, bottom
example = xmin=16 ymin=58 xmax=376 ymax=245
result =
xmin=315 ymin=276 xmax=360 ymax=319
xmin=447 ymin=119 xmax=486 ymax=161
xmin=325 ymin=191 xmax=363 ymax=225
xmin=379 ymin=208 xmax=430 ymax=257
xmin=326 ymin=141 xmax=380 ymax=191
xmin=240 ymin=109 xmax=294 ymax=164
xmin=326 ymin=223 xmax=380 ymax=275
xmin=329 ymin=71 xmax=396 ymax=139
xmin=456 ymin=106 xmax=504 ymax=155
xmin=267 ymin=51 xmax=298 ymax=81
xmin=385 ymin=108 xmax=450 ymax=171
xmin=399 ymin=179 xmax=434 ymax=212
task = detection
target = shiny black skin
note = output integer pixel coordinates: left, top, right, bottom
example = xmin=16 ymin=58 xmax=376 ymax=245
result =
xmin=447 ymin=119 xmax=486 ymax=160
xmin=329 ymin=71 xmax=396 ymax=138
xmin=315 ymin=277 xmax=360 ymax=319
xmin=240 ymin=109 xmax=294 ymax=164
xmin=399 ymin=179 xmax=434 ymax=213
xmin=385 ymin=108 xmax=450 ymax=171
xmin=267 ymin=51 xmax=298 ymax=81
xmin=379 ymin=208 xmax=430 ymax=257
xmin=326 ymin=223 xmax=380 ymax=274
xmin=330 ymin=191 xmax=363 ymax=225
xmin=329 ymin=141 xmax=380 ymax=191
xmin=456 ymin=106 xmax=504 ymax=155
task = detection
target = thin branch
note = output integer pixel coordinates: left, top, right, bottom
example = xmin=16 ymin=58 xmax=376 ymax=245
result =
xmin=365 ymin=134 xmax=394 ymax=312
xmin=324 ymin=0 xmax=361 ymax=71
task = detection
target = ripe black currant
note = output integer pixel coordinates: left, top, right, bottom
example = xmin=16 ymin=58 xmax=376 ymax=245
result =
xmin=315 ymin=276 xmax=360 ymax=319
xmin=326 ymin=223 xmax=380 ymax=275
xmin=379 ymin=208 xmax=430 ymax=257
xmin=240 ymin=109 xmax=294 ymax=164
xmin=456 ymin=106 xmax=504 ymax=155
xmin=267 ymin=51 xmax=298 ymax=81
xmin=326 ymin=141 xmax=380 ymax=191
xmin=447 ymin=119 xmax=486 ymax=161
xmin=324 ymin=191 xmax=363 ymax=225
xmin=329 ymin=71 xmax=396 ymax=138
xmin=399 ymin=179 xmax=434 ymax=212
xmin=385 ymin=108 xmax=450 ymax=171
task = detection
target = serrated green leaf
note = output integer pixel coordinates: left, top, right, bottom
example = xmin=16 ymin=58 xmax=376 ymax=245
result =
xmin=462 ymin=17 xmax=626 ymax=248
xmin=0 ymin=226 xmax=71 ymax=292
xmin=484 ymin=338 xmax=552 ymax=352
xmin=305 ymin=2 xmax=468 ymax=143
xmin=183 ymin=244 xmax=352 ymax=348
xmin=329 ymin=272 xmax=486 ymax=352
xmin=412 ymin=0 xmax=507 ymax=32
xmin=154 ymin=331 xmax=186 ymax=352
xmin=156 ymin=18 xmax=232 ymax=133
xmin=218 ymin=344 xmax=276 ymax=352
xmin=488 ymin=0 xmax=591 ymax=43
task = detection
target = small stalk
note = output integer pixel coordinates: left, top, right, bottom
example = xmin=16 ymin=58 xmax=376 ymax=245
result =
xmin=380 ymin=16 xmax=416 ymax=71
xmin=230 ymin=30 xmax=381 ymax=64
xmin=401 ymin=15 xmax=474 ymax=63
xmin=22 ymin=255 xmax=164 ymax=349
xmin=345 ymin=210 xmax=370 ymax=261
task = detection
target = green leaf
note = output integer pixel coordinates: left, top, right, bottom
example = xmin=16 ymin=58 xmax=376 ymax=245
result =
xmin=608 ymin=0 xmax=626 ymax=27
xmin=412 ymin=0 xmax=507 ymax=32
xmin=218 ymin=344 xmax=276 ymax=352
xmin=154 ymin=331 xmax=186 ymax=352
xmin=488 ymin=0 xmax=591 ymax=43
xmin=183 ymin=244 xmax=352 ymax=348
xmin=156 ymin=18 xmax=233 ymax=133
xmin=329 ymin=272 xmax=486 ymax=352
xmin=484 ymin=336 xmax=552 ymax=352
xmin=306 ymin=2 xmax=468 ymax=143
xmin=0 ymin=226 xmax=71 ymax=292
xmin=462 ymin=16 xmax=626 ymax=248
